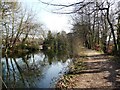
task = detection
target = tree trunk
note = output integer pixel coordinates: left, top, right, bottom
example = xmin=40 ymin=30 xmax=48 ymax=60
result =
xmin=117 ymin=15 xmax=120 ymax=55
xmin=106 ymin=8 xmax=118 ymax=53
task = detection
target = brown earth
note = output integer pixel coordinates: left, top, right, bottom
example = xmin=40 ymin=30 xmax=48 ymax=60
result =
xmin=56 ymin=49 xmax=120 ymax=89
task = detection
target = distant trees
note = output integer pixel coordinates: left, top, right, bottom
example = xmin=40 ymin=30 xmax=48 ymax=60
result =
xmin=43 ymin=31 xmax=54 ymax=50
xmin=43 ymin=31 xmax=69 ymax=54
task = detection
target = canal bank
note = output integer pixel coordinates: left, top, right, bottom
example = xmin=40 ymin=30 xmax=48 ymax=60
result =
xmin=56 ymin=48 xmax=120 ymax=89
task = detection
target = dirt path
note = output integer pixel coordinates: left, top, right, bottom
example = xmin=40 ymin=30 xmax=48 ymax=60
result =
xmin=56 ymin=49 xmax=120 ymax=89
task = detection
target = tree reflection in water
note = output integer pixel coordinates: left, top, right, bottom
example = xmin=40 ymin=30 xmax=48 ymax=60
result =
xmin=2 ymin=51 xmax=72 ymax=88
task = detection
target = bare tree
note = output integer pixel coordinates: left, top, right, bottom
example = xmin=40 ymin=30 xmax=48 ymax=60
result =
xmin=1 ymin=1 xmax=44 ymax=54
xmin=40 ymin=0 xmax=119 ymax=54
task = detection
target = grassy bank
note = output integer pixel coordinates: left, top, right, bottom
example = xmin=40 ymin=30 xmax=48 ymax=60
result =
xmin=2 ymin=43 xmax=40 ymax=58
xmin=56 ymin=57 xmax=87 ymax=88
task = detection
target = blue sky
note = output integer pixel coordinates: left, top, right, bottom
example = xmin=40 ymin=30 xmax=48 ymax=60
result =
xmin=18 ymin=0 xmax=77 ymax=33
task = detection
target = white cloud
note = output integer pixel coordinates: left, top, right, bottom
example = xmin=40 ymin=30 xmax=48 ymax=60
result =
xmin=39 ymin=11 xmax=72 ymax=33
xmin=19 ymin=0 xmax=83 ymax=33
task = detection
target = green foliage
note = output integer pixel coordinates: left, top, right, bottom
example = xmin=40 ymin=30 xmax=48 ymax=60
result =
xmin=42 ymin=31 xmax=71 ymax=64
xmin=43 ymin=31 xmax=69 ymax=53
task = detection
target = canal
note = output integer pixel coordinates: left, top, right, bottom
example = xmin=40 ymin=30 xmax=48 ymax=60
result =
xmin=2 ymin=51 xmax=72 ymax=88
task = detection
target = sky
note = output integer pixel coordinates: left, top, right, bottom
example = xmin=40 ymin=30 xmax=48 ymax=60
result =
xmin=18 ymin=0 xmax=77 ymax=33
xmin=15 ymin=0 xmax=119 ymax=33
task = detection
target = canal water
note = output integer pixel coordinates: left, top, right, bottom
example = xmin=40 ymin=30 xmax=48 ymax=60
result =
xmin=2 ymin=51 xmax=72 ymax=88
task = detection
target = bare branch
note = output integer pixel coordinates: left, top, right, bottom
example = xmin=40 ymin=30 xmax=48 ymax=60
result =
xmin=51 ymin=2 xmax=94 ymax=14
xmin=39 ymin=0 xmax=85 ymax=7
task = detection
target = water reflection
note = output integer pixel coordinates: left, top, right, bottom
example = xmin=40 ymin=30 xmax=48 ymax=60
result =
xmin=2 ymin=51 xmax=72 ymax=88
